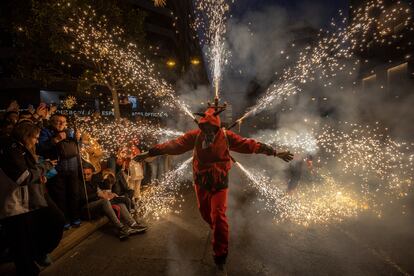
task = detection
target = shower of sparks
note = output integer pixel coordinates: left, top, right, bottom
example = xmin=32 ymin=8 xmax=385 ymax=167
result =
xmin=237 ymin=0 xmax=414 ymax=122
xmin=255 ymin=127 xmax=319 ymax=155
xmin=250 ymin=121 xmax=413 ymax=225
xmin=239 ymin=82 xmax=299 ymax=122
xmin=236 ymin=162 xmax=366 ymax=226
xmin=60 ymin=3 xmax=194 ymax=120
xmin=316 ymin=122 xmax=413 ymax=200
xmin=194 ymin=0 xmax=233 ymax=98
xmin=62 ymin=95 xmax=77 ymax=109
xmin=137 ymin=157 xmax=193 ymax=220
xmin=75 ymin=117 xmax=183 ymax=158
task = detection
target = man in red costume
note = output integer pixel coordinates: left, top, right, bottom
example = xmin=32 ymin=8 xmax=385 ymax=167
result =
xmin=136 ymin=107 xmax=293 ymax=274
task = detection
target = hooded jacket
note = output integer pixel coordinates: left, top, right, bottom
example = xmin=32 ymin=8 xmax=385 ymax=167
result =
xmin=149 ymin=107 xmax=263 ymax=191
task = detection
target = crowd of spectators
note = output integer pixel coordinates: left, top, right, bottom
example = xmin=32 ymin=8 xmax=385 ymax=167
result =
xmin=0 ymin=100 xmax=152 ymax=276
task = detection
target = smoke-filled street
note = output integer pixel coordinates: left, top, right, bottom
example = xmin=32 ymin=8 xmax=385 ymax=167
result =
xmin=1 ymin=0 xmax=414 ymax=275
xmin=41 ymin=167 xmax=414 ymax=276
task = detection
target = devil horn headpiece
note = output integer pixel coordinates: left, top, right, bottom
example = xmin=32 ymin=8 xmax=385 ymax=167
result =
xmin=213 ymin=108 xmax=226 ymax=116
xmin=207 ymin=97 xmax=227 ymax=112
xmin=193 ymin=97 xmax=228 ymax=125
xmin=193 ymin=112 xmax=206 ymax=117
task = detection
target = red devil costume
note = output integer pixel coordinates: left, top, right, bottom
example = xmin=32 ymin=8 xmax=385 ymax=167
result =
xmin=145 ymin=107 xmax=283 ymax=266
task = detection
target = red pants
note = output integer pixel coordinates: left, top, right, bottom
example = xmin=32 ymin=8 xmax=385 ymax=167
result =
xmin=194 ymin=184 xmax=229 ymax=258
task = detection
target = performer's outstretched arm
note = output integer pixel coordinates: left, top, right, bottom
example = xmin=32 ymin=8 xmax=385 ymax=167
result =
xmin=226 ymin=130 xmax=261 ymax=154
xmin=226 ymin=130 xmax=293 ymax=162
xmin=148 ymin=129 xmax=199 ymax=156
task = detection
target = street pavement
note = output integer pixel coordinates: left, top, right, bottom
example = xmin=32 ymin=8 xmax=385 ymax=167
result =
xmin=41 ymin=170 xmax=414 ymax=276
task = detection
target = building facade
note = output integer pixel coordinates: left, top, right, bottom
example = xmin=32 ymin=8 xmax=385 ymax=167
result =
xmin=350 ymin=0 xmax=414 ymax=138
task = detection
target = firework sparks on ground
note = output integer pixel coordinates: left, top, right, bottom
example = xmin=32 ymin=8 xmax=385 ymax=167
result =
xmin=61 ymin=3 xmax=194 ymax=120
xmin=194 ymin=0 xmax=233 ymax=98
xmin=138 ymin=157 xmax=193 ymax=220
xmin=236 ymin=162 xmax=365 ymax=226
xmin=76 ymin=117 xmax=183 ymax=158
xmin=249 ymin=121 xmax=413 ymax=225
xmin=236 ymin=0 xmax=413 ymax=122
xmin=287 ymin=173 xmax=367 ymax=226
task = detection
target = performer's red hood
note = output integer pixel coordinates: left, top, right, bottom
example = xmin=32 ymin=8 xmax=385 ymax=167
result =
xmin=198 ymin=107 xmax=221 ymax=132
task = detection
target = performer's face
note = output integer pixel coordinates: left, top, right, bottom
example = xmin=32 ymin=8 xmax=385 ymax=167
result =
xmin=200 ymin=124 xmax=219 ymax=148
xmin=201 ymin=124 xmax=218 ymax=136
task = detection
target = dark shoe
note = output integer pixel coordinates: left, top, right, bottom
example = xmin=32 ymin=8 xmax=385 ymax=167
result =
xmin=118 ymin=226 xmax=130 ymax=240
xmin=128 ymin=224 xmax=147 ymax=235
xmin=215 ymin=263 xmax=227 ymax=276
xmin=71 ymin=219 xmax=81 ymax=228
xmin=133 ymin=220 xmax=148 ymax=228
xmin=214 ymin=254 xmax=227 ymax=266
xmin=63 ymin=223 xmax=71 ymax=231
xmin=35 ymin=254 xmax=52 ymax=267
xmin=214 ymin=254 xmax=227 ymax=275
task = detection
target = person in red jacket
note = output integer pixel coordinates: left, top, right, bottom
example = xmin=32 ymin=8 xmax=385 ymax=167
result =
xmin=136 ymin=106 xmax=293 ymax=273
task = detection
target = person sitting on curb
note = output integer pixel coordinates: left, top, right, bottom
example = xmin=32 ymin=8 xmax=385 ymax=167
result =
xmin=81 ymin=166 xmax=147 ymax=240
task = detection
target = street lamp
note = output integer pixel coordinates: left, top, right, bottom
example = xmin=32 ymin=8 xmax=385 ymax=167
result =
xmin=166 ymin=59 xmax=176 ymax=68
xmin=190 ymin=58 xmax=201 ymax=65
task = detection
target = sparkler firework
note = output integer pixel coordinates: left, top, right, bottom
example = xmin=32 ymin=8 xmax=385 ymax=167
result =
xmin=235 ymin=162 xmax=365 ymax=226
xmin=137 ymin=157 xmax=193 ymax=220
xmin=236 ymin=0 xmax=413 ymax=122
xmin=194 ymin=0 xmax=233 ymax=98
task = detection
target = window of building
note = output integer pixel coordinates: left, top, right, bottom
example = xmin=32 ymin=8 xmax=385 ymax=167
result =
xmin=387 ymin=62 xmax=409 ymax=98
xmin=362 ymin=74 xmax=377 ymax=91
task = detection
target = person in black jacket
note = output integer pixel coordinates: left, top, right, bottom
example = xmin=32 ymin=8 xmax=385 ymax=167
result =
xmin=1 ymin=122 xmax=65 ymax=276
xmin=37 ymin=114 xmax=82 ymax=229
